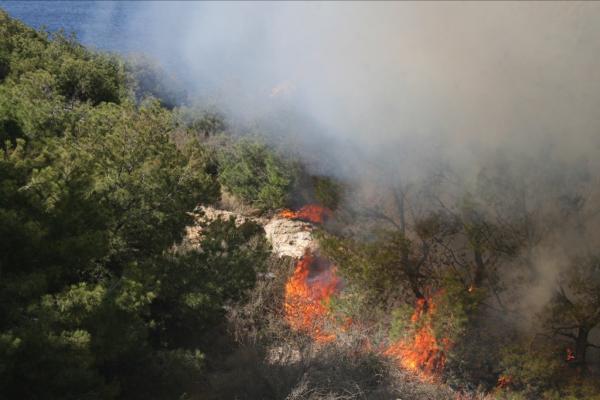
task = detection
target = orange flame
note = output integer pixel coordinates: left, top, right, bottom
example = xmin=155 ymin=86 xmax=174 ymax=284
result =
xmin=280 ymin=203 xmax=448 ymax=379
xmin=566 ymin=347 xmax=575 ymax=362
xmin=384 ymin=296 xmax=450 ymax=378
xmin=279 ymin=204 xmax=333 ymax=224
xmin=284 ymin=251 xmax=340 ymax=343
xmin=497 ymin=374 xmax=512 ymax=389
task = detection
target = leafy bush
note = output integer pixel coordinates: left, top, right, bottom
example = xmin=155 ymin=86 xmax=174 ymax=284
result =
xmin=0 ymin=12 xmax=270 ymax=399
xmin=318 ymin=230 xmax=412 ymax=303
xmin=218 ymin=138 xmax=298 ymax=211
xmin=312 ymin=175 xmax=344 ymax=210
xmin=57 ymin=56 xmax=123 ymax=105
xmin=189 ymin=112 xmax=226 ymax=137
xmin=496 ymin=343 xmax=600 ymax=398
xmin=125 ymin=55 xmax=186 ymax=109
xmin=0 ymin=48 xmax=9 ymax=81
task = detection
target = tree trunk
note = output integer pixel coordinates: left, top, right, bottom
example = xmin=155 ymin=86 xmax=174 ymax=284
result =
xmin=574 ymin=325 xmax=589 ymax=366
xmin=393 ymin=185 xmax=407 ymax=236
xmin=410 ymin=278 xmax=425 ymax=301
xmin=473 ymin=246 xmax=485 ymax=286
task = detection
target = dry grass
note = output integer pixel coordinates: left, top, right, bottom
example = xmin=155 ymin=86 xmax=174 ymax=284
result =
xmin=196 ymin=255 xmax=492 ymax=400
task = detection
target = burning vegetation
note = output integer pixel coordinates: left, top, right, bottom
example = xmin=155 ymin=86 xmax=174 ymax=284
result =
xmin=284 ymin=251 xmax=340 ymax=343
xmin=280 ymin=205 xmax=452 ymax=381
xmin=4 ymin=5 xmax=600 ymax=400
xmin=280 ymin=205 xmax=340 ymax=342
xmin=260 ymin=169 xmax=600 ymax=399
xmin=384 ymin=296 xmax=450 ymax=378
xmin=279 ymin=204 xmax=333 ymax=224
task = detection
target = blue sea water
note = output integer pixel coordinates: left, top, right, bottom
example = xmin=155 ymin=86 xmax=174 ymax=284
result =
xmin=0 ymin=1 xmax=146 ymax=54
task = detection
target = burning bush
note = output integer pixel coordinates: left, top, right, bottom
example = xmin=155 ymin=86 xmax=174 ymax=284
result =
xmin=279 ymin=204 xmax=333 ymax=224
xmin=385 ymin=294 xmax=452 ymax=379
xmin=283 ymin=251 xmax=342 ymax=343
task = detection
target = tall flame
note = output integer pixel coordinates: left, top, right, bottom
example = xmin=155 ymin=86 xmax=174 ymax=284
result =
xmin=284 ymin=251 xmax=340 ymax=342
xmin=280 ymin=204 xmax=449 ymax=379
xmin=384 ymin=296 xmax=450 ymax=378
xmin=281 ymin=204 xmax=339 ymax=342
xmin=279 ymin=204 xmax=333 ymax=224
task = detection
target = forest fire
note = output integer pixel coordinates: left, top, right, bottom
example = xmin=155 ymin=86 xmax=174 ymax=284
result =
xmin=279 ymin=204 xmax=333 ymax=224
xmin=280 ymin=204 xmax=449 ymax=377
xmin=284 ymin=251 xmax=340 ymax=342
xmin=384 ymin=297 xmax=449 ymax=378
xmin=281 ymin=204 xmax=340 ymax=342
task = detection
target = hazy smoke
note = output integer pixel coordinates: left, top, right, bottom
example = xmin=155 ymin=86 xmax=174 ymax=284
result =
xmin=117 ymin=3 xmax=600 ymax=327
xmin=121 ymin=2 xmax=600 ymax=177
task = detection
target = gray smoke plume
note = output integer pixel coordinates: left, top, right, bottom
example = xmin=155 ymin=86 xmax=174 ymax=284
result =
xmin=118 ymin=2 xmax=600 ymax=331
xmin=119 ymin=2 xmax=600 ymax=176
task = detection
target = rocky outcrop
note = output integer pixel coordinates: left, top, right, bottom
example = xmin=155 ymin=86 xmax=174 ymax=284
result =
xmin=185 ymin=206 xmax=318 ymax=259
xmin=263 ymin=217 xmax=317 ymax=258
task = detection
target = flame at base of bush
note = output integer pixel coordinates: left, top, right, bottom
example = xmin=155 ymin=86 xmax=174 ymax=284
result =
xmin=279 ymin=204 xmax=333 ymax=224
xmin=384 ymin=297 xmax=450 ymax=378
xmin=280 ymin=203 xmax=448 ymax=379
xmin=284 ymin=251 xmax=340 ymax=343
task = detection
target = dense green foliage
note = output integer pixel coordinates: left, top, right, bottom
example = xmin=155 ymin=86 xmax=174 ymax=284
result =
xmin=0 ymin=12 xmax=269 ymax=399
xmin=311 ymin=175 xmax=344 ymax=210
xmin=218 ymin=137 xmax=298 ymax=211
xmin=125 ymin=54 xmax=187 ymax=109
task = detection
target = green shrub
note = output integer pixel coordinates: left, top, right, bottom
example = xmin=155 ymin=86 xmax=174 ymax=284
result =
xmin=389 ymin=303 xmax=416 ymax=341
xmin=312 ymin=175 xmax=344 ymax=210
xmin=499 ymin=344 xmax=563 ymax=397
xmin=57 ymin=56 xmax=123 ymax=105
xmin=125 ymin=55 xmax=186 ymax=109
xmin=318 ymin=230 xmax=410 ymax=303
xmin=185 ymin=110 xmax=226 ymax=138
xmin=218 ymin=138 xmax=297 ymax=211
xmin=0 ymin=12 xmax=269 ymax=399
xmin=0 ymin=48 xmax=9 ymax=81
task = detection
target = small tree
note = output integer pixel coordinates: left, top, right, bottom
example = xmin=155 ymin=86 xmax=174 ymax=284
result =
xmin=544 ymin=256 xmax=600 ymax=367
xmin=218 ymin=138 xmax=297 ymax=211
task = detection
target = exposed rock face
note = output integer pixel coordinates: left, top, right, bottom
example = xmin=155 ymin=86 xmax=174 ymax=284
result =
xmin=263 ymin=217 xmax=317 ymax=258
xmin=186 ymin=206 xmax=318 ymax=259
xmin=197 ymin=206 xmax=264 ymax=226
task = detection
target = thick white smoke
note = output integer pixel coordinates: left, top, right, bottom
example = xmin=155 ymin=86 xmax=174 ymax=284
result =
xmin=87 ymin=0 xmax=600 ymax=350
xmin=118 ymin=2 xmax=600 ymax=179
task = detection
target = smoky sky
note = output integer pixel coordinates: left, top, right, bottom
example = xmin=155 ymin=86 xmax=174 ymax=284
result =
xmin=110 ymin=2 xmax=600 ymax=179
xmin=14 ymin=1 xmax=597 ymax=336
xmin=78 ymin=1 xmax=600 ymax=342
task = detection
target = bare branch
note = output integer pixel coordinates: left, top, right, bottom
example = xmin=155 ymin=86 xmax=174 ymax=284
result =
xmin=358 ymin=207 xmax=402 ymax=231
